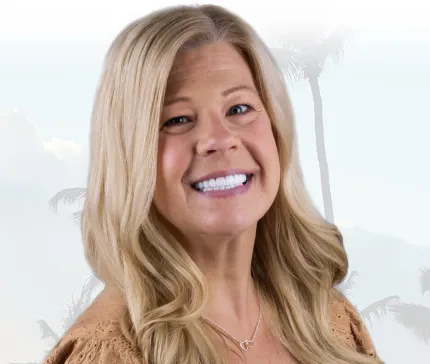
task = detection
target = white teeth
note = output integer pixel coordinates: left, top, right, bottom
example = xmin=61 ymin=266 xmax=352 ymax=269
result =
xmin=194 ymin=174 xmax=248 ymax=192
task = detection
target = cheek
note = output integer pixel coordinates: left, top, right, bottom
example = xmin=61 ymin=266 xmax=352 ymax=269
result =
xmin=251 ymin=117 xmax=281 ymax=193
xmin=156 ymin=136 xmax=190 ymax=190
xmin=254 ymin=117 xmax=279 ymax=163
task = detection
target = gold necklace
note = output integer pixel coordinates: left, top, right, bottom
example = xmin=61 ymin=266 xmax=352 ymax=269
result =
xmin=202 ymin=299 xmax=262 ymax=352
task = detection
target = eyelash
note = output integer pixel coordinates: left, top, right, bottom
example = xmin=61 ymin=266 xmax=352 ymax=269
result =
xmin=162 ymin=103 xmax=253 ymax=128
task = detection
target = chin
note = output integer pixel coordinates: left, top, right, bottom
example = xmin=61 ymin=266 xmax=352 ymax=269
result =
xmin=194 ymin=212 xmax=260 ymax=236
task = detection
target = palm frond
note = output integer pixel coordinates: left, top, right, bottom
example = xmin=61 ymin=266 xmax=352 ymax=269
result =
xmin=82 ymin=273 xmax=103 ymax=300
xmin=270 ymin=24 xmax=353 ymax=82
xmin=420 ymin=268 xmax=430 ymax=296
xmin=336 ymin=270 xmax=359 ymax=297
xmin=71 ymin=209 xmax=83 ymax=225
xmin=48 ymin=187 xmax=87 ymax=213
xmin=61 ymin=302 xmax=82 ymax=332
xmin=360 ymin=295 xmax=400 ymax=327
xmin=60 ymin=285 xmax=89 ymax=332
xmin=269 ymin=47 xmax=303 ymax=83
xmin=36 ymin=319 xmax=59 ymax=345
xmin=314 ymin=24 xmax=355 ymax=67
xmin=391 ymin=303 xmax=430 ymax=344
xmin=60 ymin=274 xmax=103 ymax=333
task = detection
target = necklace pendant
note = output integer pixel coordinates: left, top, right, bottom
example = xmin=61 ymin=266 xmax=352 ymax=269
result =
xmin=240 ymin=340 xmax=254 ymax=352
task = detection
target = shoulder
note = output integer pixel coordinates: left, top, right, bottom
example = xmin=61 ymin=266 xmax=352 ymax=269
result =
xmin=328 ymin=288 xmax=378 ymax=358
xmin=43 ymin=287 xmax=142 ymax=364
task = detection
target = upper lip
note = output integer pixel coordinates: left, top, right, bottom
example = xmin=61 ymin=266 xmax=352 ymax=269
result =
xmin=189 ymin=169 xmax=255 ymax=185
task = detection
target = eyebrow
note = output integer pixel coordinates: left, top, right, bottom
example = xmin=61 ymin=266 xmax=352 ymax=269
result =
xmin=163 ymin=84 xmax=256 ymax=107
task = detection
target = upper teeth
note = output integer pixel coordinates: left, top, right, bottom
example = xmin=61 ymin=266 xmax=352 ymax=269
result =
xmin=194 ymin=174 xmax=248 ymax=191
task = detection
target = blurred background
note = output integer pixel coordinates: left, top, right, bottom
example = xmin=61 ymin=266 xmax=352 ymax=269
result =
xmin=1 ymin=0 xmax=429 ymax=363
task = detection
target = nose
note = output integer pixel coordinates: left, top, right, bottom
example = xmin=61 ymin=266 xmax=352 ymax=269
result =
xmin=195 ymin=114 xmax=239 ymax=157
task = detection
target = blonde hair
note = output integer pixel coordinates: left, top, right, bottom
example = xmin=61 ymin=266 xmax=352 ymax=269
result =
xmin=81 ymin=4 xmax=381 ymax=364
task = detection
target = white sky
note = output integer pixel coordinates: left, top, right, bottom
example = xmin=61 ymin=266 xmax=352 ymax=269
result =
xmin=1 ymin=0 xmax=430 ymax=41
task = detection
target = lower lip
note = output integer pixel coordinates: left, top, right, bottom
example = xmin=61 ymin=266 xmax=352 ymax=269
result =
xmin=193 ymin=176 xmax=253 ymax=198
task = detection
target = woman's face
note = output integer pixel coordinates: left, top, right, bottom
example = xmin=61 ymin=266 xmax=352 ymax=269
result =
xmin=153 ymin=43 xmax=280 ymax=239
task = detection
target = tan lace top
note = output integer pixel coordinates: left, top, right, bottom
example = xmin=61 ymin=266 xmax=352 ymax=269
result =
xmin=43 ymin=287 xmax=379 ymax=363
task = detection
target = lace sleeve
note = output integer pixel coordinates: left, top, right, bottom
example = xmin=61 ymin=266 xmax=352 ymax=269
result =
xmin=42 ymin=326 xmax=141 ymax=364
xmin=329 ymin=289 xmax=379 ymax=359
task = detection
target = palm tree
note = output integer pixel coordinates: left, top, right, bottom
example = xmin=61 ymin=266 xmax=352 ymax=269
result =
xmin=38 ymin=274 xmax=102 ymax=349
xmin=359 ymin=295 xmax=401 ymax=328
xmin=336 ymin=270 xmax=400 ymax=327
xmin=11 ymin=274 xmax=102 ymax=364
xmin=336 ymin=269 xmax=359 ymax=298
xmin=390 ymin=268 xmax=430 ymax=344
xmin=48 ymin=187 xmax=86 ymax=224
xmin=48 ymin=187 xmax=103 ymax=329
xmin=270 ymin=25 xmax=354 ymax=224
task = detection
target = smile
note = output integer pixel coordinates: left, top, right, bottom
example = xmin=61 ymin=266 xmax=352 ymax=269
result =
xmin=191 ymin=173 xmax=253 ymax=192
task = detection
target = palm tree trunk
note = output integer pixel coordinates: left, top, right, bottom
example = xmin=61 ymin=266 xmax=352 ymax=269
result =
xmin=308 ymin=76 xmax=334 ymax=223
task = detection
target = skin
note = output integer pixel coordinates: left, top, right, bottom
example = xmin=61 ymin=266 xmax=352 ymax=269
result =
xmin=153 ymin=42 xmax=281 ymax=344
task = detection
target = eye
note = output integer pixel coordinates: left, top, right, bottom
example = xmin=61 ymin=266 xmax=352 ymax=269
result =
xmin=162 ymin=116 xmax=190 ymax=128
xmin=228 ymin=104 xmax=252 ymax=116
xmin=161 ymin=103 xmax=253 ymax=130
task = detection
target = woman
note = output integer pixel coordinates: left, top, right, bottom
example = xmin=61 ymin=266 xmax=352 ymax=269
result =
xmin=44 ymin=4 xmax=382 ymax=364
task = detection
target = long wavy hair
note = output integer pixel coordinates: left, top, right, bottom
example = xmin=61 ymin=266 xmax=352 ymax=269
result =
xmin=81 ymin=4 xmax=380 ymax=364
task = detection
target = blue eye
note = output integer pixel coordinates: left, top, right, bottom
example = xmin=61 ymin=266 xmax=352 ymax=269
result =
xmin=228 ymin=104 xmax=252 ymax=115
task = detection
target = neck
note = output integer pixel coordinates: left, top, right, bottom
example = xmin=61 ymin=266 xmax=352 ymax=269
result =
xmin=182 ymin=227 xmax=260 ymax=326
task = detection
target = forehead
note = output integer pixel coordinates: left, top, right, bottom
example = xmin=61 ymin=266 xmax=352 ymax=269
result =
xmin=166 ymin=43 xmax=255 ymax=91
